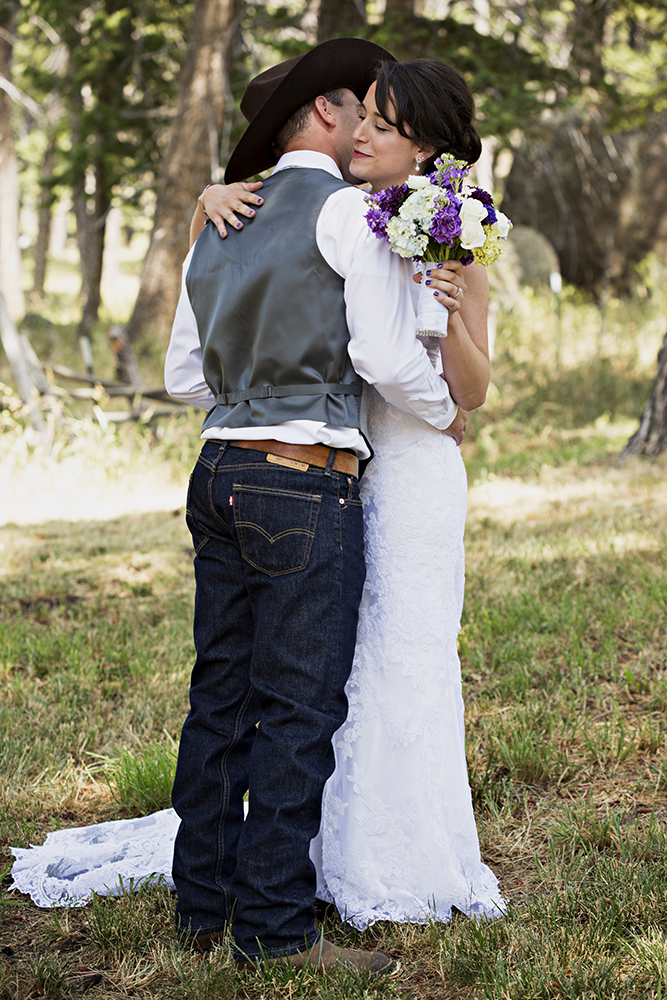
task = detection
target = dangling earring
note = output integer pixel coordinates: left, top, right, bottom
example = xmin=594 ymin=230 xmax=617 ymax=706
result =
xmin=415 ymin=156 xmax=423 ymax=173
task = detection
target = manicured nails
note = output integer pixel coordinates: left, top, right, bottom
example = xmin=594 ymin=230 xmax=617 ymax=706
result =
xmin=236 ymin=222 xmax=242 ymax=228
xmin=425 ymin=280 xmax=431 ymax=285
xmin=425 ymin=270 xmax=432 ymax=276
xmin=434 ymin=291 xmax=439 ymax=296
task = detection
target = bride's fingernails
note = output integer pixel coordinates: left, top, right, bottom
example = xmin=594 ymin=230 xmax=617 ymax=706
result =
xmin=434 ymin=291 xmax=440 ymax=296
xmin=425 ymin=280 xmax=431 ymax=285
xmin=425 ymin=270 xmax=432 ymax=276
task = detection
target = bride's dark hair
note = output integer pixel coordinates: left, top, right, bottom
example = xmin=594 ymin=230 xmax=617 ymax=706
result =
xmin=373 ymin=59 xmax=482 ymax=173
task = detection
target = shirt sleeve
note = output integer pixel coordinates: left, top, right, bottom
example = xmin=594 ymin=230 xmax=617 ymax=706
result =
xmin=164 ymin=245 xmax=216 ymax=410
xmin=317 ymin=187 xmax=457 ymax=430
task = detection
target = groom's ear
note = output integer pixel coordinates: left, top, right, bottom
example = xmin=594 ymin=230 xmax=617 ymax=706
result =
xmin=312 ymin=95 xmax=339 ymax=130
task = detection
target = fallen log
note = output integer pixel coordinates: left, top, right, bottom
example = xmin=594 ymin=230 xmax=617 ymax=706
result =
xmin=43 ymin=363 xmax=187 ymax=405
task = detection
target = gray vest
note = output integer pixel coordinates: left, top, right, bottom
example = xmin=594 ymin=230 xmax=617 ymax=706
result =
xmin=186 ymin=167 xmax=363 ymax=434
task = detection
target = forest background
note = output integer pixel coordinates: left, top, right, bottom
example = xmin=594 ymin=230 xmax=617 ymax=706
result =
xmin=1 ymin=1 xmax=667 ymax=998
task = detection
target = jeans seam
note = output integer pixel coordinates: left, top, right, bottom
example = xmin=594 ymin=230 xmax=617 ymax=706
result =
xmin=206 ymin=469 xmax=233 ymax=535
xmin=193 ymin=534 xmax=210 ymax=557
xmin=216 ymin=683 xmax=255 ymax=908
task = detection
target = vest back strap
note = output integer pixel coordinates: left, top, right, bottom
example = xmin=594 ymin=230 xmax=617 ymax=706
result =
xmin=216 ymin=383 xmax=363 ymax=406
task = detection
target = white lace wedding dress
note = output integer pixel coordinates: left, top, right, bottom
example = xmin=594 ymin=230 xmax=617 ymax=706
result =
xmin=10 ymin=368 xmax=503 ymax=922
xmin=310 ymin=377 xmax=503 ymax=927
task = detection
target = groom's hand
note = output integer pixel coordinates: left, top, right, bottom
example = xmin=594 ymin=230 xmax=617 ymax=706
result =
xmin=445 ymin=405 xmax=467 ymax=446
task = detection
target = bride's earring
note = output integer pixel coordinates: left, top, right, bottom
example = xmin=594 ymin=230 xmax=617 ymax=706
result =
xmin=415 ymin=156 xmax=423 ymax=173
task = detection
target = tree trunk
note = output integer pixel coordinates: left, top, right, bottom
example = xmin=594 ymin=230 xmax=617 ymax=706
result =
xmin=33 ymin=96 xmax=63 ymax=295
xmin=316 ymin=0 xmax=366 ymax=42
xmin=108 ymin=324 xmax=144 ymax=386
xmin=125 ymin=0 xmax=239 ymax=351
xmin=623 ymin=331 xmax=667 ymax=457
xmin=569 ymin=0 xmax=609 ymax=88
xmin=0 ymin=2 xmax=24 ymax=320
xmin=77 ymin=155 xmax=110 ymax=339
xmin=33 ymin=150 xmax=54 ymax=295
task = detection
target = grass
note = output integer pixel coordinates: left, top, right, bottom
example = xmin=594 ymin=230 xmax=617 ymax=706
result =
xmin=1 ymin=264 xmax=667 ymax=996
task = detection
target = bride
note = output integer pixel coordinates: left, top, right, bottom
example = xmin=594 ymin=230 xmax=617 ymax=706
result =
xmin=11 ymin=58 xmax=503 ymax=929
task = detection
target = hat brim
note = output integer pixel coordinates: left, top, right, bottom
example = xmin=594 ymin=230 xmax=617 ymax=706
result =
xmin=225 ymin=38 xmax=395 ymax=184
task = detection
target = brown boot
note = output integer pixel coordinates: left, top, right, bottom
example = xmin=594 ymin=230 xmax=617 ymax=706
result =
xmin=236 ymin=934 xmax=396 ymax=977
xmin=186 ymin=929 xmax=226 ymax=953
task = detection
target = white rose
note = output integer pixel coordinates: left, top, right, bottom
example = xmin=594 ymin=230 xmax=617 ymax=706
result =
xmin=406 ymin=174 xmax=432 ymax=189
xmin=495 ymin=211 xmax=512 ymax=238
xmin=460 ymin=222 xmax=486 ymax=249
xmin=460 ymin=198 xmax=487 ymax=224
xmin=459 ymin=197 xmax=488 ymax=249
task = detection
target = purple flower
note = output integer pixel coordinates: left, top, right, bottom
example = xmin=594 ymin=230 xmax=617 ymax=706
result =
xmin=365 ymin=206 xmax=391 ymax=241
xmin=482 ymin=205 xmax=497 ymax=226
xmin=371 ymin=183 xmax=408 ymax=214
xmin=460 ymin=252 xmax=474 ymax=266
xmin=364 ymin=182 xmax=409 ymax=240
xmin=429 ymin=200 xmax=462 ymax=245
xmin=469 ymin=186 xmax=494 ymax=206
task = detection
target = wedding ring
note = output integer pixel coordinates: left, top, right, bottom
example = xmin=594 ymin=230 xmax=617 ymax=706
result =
xmin=455 ymin=287 xmax=463 ymax=298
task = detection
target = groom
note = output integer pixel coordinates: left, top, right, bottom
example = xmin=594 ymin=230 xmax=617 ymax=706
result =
xmin=165 ymin=38 xmax=464 ymax=973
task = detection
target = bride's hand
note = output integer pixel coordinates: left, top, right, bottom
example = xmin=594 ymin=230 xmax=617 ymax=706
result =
xmin=415 ymin=261 xmax=467 ymax=314
xmin=444 ymin=405 xmax=468 ymax=446
xmin=200 ymin=181 xmax=264 ymax=239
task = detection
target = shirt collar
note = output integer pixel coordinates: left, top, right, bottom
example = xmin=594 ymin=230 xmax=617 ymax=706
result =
xmin=272 ymin=150 xmax=344 ymax=180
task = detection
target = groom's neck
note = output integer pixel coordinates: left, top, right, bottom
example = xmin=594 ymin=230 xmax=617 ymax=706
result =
xmin=283 ymin=136 xmax=342 ymax=171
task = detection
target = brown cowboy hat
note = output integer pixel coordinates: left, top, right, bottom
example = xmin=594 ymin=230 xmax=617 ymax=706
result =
xmin=224 ymin=38 xmax=395 ymax=184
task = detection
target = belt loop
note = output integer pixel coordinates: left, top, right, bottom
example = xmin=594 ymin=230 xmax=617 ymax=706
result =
xmin=324 ymin=448 xmax=337 ymax=476
xmin=213 ymin=442 xmax=228 ymax=468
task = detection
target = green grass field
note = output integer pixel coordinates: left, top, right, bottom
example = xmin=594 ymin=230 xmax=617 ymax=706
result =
xmin=1 ymin=268 xmax=666 ymax=998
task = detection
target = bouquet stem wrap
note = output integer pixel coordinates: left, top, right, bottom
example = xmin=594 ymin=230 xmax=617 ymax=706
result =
xmin=415 ymin=264 xmax=449 ymax=338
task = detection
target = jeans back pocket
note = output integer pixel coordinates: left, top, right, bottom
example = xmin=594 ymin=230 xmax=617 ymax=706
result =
xmin=234 ymin=485 xmax=322 ymax=577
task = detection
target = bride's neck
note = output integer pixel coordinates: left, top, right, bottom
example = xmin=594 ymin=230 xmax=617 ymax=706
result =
xmin=369 ymin=174 xmax=409 ymax=193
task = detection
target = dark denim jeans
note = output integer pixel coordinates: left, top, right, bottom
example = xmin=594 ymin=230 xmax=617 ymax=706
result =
xmin=172 ymin=441 xmax=365 ymax=959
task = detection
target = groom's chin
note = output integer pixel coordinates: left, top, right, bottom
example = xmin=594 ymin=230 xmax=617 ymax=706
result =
xmin=343 ymin=163 xmax=368 ymax=186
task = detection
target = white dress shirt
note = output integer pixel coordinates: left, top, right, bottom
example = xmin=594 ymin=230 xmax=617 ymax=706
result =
xmin=165 ymin=150 xmax=457 ymax=459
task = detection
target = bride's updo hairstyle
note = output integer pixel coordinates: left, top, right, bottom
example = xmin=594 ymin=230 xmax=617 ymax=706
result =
xmin=373 ymin=59 xmax=482 ymax=174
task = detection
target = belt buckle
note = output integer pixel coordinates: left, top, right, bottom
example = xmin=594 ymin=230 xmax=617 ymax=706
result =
xmin=266 ymin=453 xmax=309 ymax=472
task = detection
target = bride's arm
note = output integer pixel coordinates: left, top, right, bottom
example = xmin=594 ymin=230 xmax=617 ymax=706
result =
xmin=421 ymin=261 xmax=490 ymax=411
xmin=190 ymin=181 xmax=264 ymax=245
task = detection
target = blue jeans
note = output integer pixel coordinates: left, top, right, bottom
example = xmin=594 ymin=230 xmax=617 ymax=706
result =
xmin=172 ymin=441 xmax=365 ymax=959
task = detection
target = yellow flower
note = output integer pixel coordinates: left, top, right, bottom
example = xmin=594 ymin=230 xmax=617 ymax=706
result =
xmin=472 ymin=229 xmax=506 ymax=266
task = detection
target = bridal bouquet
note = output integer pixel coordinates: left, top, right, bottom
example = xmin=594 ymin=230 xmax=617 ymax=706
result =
xmin=365 ymin=153 xmax=512 ymax=336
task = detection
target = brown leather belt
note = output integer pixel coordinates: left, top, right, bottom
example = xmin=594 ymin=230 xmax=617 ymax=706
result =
xmin=229 ymin=439 xmax=359 ymax=478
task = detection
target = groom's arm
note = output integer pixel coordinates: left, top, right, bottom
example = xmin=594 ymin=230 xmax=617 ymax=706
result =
xmin=317 ymin=186 xmax=459 ymax=431
xmin=164 ymin=245 xmax=216 ymax=409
